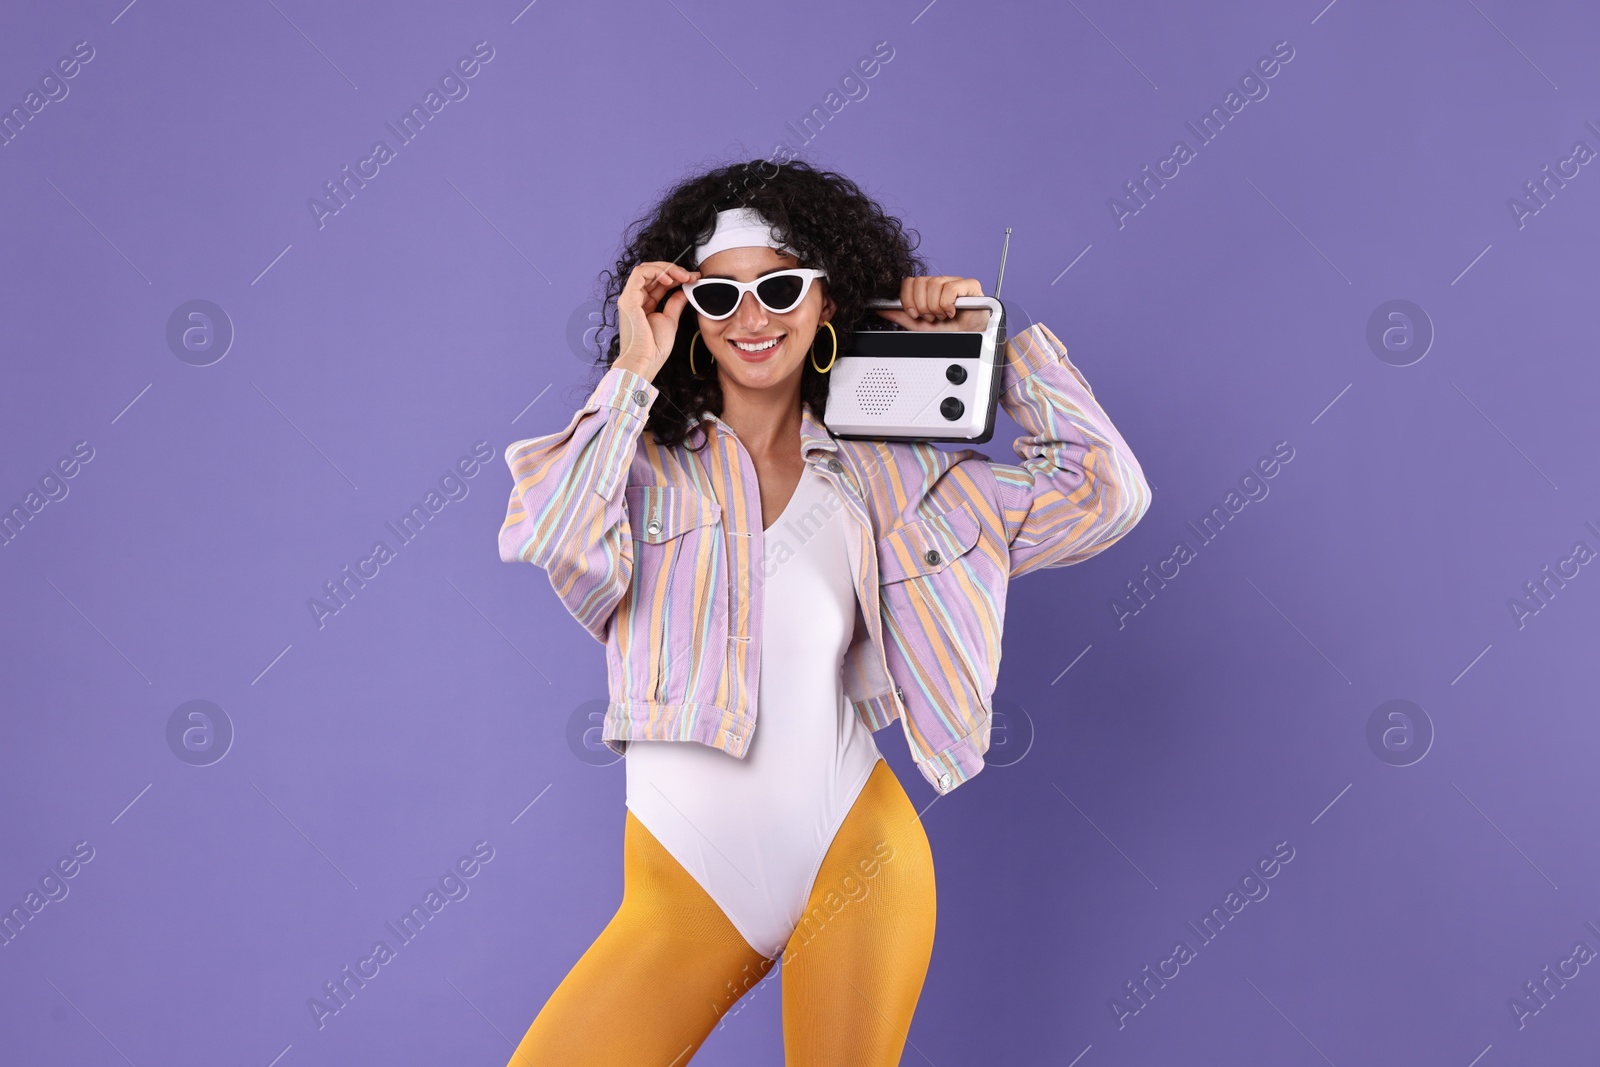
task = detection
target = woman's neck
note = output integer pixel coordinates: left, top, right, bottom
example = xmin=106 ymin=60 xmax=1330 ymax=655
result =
xmin=716 ymin=378 xmax=804 ymax=463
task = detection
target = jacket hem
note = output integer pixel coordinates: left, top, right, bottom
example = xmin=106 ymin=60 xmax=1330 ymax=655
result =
xmin=601 ymin=700 xmax=758 ymax=759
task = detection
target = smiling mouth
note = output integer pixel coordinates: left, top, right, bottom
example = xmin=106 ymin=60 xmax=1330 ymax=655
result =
xmin=730 ymin=336 xmax=783 ymax=356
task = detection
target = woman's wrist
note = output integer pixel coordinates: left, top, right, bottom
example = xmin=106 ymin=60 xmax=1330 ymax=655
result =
xmin=612 ymin=353 xmax=656 ymax=381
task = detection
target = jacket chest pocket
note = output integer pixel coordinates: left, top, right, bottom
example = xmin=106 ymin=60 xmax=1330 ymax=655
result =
xmin=625 ymin=486 xmax=726 ymax=702
xmin=876 ymin=501 xmax=982 ymax=584
xmin=875 ymin=501 xmax=990 ymax=690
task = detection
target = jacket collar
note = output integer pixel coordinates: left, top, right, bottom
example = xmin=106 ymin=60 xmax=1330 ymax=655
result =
xmin=799 ymin=401 xmax=840 ymax=458
xmin=687 ymin=400 xmax=840 ymax=460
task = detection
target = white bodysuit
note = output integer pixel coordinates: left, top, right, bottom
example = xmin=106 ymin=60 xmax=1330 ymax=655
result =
xmin=624 ymin=464 xmax=884 ymax=959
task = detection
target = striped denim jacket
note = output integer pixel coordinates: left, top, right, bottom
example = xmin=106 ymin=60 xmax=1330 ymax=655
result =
xmin=498 ymin=322 xmax=1152 ymax=794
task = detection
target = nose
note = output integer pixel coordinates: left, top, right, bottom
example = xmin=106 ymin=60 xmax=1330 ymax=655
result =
xmin=734 ymin=290 xmax=770 ymax=328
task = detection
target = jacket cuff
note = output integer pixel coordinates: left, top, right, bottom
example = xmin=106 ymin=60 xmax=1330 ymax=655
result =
xmin=851 ymin=690 xmax=900 ymax=731
xmin=590 ymin=362 xmax=659 ymax=414
xmin=585 ymin=363 xmax=659 ymax=501
xmin=918 ymin=727 xmax=988 ymax=794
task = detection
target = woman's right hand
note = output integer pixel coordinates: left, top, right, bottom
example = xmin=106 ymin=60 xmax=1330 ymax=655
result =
xmin=614 ymin=261 xmax=700 ymax=381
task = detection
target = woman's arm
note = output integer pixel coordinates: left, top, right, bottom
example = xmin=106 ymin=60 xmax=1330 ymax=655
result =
xmin=880 ymin=277 xmax=1151 ymax=578
xmin=497 ymin=362 xmax=658 ymax=642
xmin=500 ymin=260 xmax=696 ymax=641
xmin=990 ymin=321 xmax=1152 ymax=578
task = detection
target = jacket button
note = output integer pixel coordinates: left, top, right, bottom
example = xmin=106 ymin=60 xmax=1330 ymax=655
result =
xmin=938 ymin=773 xmax=952 ymax=790
xmin=827 ymin=458 xmax=843 ymax=473
xmin=632 ymin=388 xmax=648 ymax=405
xmin=645 ymin=518 xmax=662 ymax=536
xmin=924 ymin=549 xmax=942 ymax=566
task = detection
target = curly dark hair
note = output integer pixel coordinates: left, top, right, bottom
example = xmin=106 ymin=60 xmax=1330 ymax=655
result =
xmin=581 ymin=158 xmax=930 ymax=450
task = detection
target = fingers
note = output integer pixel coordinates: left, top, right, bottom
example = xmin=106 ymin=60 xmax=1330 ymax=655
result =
xmin=627 ymin=261 xmax=696 ymax=292
xmin=902 ymin=278 xmax=926 ymax=319
xmin=900 ymin=276 xmax=982 ymax=321
xmin=617 ymin=263 xmax=699 ymax=368
xmin=623 ymin=262 xmax=700 ymax=311
xmin=648 ymin=289 xmax=692 ymax=359
xmin=642 ymin=265 xmax=698 ymax=310
xmin=900 ymin=276 xmax=929 ymax=320
xmin=658 ymin=287 xmax=689 ymax=325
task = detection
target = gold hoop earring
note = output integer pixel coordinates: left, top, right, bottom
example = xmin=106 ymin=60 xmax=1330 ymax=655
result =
xmin=689 ymin=330 xmax=703 ymax=376
xmin=809 ymin=321 xmax=838 ymax=373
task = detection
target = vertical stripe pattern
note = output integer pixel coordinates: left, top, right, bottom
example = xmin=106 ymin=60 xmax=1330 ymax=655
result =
xmin=498 ymin=322 xmax=1151 ymax=793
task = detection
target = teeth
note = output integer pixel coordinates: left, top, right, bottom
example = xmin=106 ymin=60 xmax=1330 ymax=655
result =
xmin=733 ymin=338 xmax=780 ymax=353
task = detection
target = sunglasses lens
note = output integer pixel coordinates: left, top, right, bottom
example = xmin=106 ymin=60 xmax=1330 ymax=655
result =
xmin=756 ymin=273 xmax=806 ymax=312
xmin=691 ymin=281 xmax=740 ymax=318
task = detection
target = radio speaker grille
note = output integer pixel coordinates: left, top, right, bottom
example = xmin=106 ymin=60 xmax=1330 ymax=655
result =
xmin=855 ymin=370 xmax=898 ymax=415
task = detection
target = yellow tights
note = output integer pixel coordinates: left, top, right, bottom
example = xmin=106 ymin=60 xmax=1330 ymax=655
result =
xmin=506 ymin=759 xmax=937 ymax=1066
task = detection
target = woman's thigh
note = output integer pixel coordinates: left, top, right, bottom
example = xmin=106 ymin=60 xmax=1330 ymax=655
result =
xmin=506 ymin=810 xmax=774 ymax=1067
xmin=780 ymin=759 xmax=938 ymax=1067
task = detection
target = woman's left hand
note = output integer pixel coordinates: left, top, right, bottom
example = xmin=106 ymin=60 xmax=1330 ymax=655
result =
xmin=875 ymin=276 xmax=989 ymax=332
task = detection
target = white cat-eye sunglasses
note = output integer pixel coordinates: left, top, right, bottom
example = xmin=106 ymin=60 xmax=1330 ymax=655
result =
xmin=681 ymin=268 xmax=827 ymax=321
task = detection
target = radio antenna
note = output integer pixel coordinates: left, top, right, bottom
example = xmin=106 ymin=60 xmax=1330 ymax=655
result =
xmin=993 ymin=227 xmax=1012 ymax=299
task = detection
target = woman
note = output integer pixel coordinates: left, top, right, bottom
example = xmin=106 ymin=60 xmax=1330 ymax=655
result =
xmin=498 ymin=159 xmax=1151 ymax=1065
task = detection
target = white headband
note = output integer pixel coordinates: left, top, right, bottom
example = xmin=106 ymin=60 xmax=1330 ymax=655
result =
xmin=692 ymin=207 xmax=797 ymax=268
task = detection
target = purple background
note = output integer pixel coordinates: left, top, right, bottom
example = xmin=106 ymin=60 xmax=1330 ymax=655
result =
xmin=3 ymin=0 xmax=1598 ymax=1064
